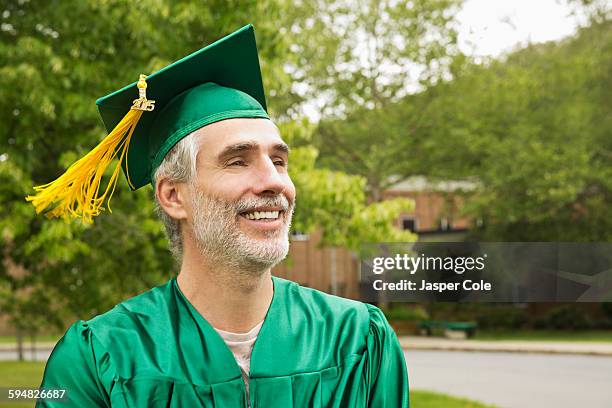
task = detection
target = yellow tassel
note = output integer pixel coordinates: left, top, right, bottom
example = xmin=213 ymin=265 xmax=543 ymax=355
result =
xmin=26 ymin=75 xmax=155 ymax=224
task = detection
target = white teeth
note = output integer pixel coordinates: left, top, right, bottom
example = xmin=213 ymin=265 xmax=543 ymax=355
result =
xmin=244 ymin=210 xmax=280 ymax=220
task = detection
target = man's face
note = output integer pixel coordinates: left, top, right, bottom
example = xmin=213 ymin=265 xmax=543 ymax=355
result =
xmin=185 ymin=118 xmax=295 ymax=270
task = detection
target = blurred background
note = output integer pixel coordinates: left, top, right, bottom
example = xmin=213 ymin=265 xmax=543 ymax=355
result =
xmin=0 ymin=0 xmax=611 ymax=407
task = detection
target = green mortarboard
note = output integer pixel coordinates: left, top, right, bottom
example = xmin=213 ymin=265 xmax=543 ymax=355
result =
xmin=27 ymin=24 xmax=269 ymax=223
xmin=97 ymin=23 xmax=269 ymax=190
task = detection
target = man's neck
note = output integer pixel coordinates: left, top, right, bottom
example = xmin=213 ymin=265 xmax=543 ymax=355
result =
xmin=176 ymin=245 xmax=273 ymax=333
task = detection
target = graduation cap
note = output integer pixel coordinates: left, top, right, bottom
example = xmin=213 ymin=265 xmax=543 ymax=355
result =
xmin=26 ymin=24 xmax=269 ymax=223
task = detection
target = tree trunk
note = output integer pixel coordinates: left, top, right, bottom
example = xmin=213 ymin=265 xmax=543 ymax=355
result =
xmin=31 ymin=333 xmax=37 ymax=361
xmin=16 ymin=329 xmax=24 ymax=361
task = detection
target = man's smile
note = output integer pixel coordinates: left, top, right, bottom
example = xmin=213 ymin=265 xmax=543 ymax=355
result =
xmin=238 ymin=206 xmax=288 ymax=233
xmin=240 ymin=209 xmax=282 ymax=221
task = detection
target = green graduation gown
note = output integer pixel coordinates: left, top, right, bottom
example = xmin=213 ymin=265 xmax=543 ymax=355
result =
xmin=37 ymin=277 xmax=409 ymax=407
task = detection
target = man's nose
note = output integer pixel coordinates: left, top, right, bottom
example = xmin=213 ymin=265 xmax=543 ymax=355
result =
xmin=252 ymin=157 xmax=285 ymax=196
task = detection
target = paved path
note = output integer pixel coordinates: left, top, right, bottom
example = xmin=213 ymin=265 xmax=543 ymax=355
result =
xmin=407 ymin=349 xmax=612 ymax=408
xmin=399 ymin=336 xmax=612 ymax=356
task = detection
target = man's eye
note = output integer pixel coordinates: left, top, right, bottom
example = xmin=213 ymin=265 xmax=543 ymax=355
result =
xmin=273 ymin=159 xmax=287 ymax=167
xmin=227 ymin=160 xmax=246 ymax=167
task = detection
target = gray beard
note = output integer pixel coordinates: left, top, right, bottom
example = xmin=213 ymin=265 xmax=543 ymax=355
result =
xmin=190 ymin=188 xmax=293 ymax=274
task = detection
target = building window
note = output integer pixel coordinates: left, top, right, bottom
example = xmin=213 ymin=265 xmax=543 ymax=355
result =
xmin=401 ymin=216 xmax=417 ymax=232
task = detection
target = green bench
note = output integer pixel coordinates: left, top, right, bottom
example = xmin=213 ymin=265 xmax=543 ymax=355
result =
xmin=418 ymin=320 xmax=477 ymax=339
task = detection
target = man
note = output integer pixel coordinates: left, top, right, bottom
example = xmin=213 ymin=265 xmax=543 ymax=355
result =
xmin=34 ymin=25 xmax=409 ymax=407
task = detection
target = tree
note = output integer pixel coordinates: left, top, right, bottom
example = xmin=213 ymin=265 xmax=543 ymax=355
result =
xmin=306 ymin=0 xmax=464 ymax=200
xmin=0 ymin=1 xmax=414 ymax=329
xmin=456 ymin=19 xmax=610 ymax=240
xmin=311 ymin=3 xmax=611 ymax=241
xmin=400 ymin=16 xmax=612 ymax=240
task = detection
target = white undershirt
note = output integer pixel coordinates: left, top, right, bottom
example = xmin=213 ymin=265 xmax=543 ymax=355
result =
xmin=213 ymin=321 xmax=263 ymax=405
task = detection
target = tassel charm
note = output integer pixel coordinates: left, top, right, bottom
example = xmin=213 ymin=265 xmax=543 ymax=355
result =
xmin=132 ymin=74 xmax=156 ymax=111
xmin=26 ymin=74 xmax=154 ymax=223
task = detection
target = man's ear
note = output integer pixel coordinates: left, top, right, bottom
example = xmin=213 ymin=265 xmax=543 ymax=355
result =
xmin=156 ymin=177 xmax=190 ymax=221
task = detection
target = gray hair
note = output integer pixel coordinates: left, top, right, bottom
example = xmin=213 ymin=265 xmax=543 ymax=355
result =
xmin=153 ymin=132 xmax=200 ymax=261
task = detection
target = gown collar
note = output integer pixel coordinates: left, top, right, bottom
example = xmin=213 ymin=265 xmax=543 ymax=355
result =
xmin=171 ymin=276 xmax=286 ymax=380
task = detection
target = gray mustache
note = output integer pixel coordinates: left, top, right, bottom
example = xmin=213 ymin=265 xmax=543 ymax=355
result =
xmin=234 ymin=195 xmax=291 ymax=213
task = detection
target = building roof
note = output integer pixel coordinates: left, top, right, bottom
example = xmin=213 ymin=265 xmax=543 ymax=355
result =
xmin=385 ymin=175 xmax=479 ymax=193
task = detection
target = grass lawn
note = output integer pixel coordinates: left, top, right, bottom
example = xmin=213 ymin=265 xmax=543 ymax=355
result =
xmin=474 ymin=330 xmax=612 ymax=342
xmin=0 ymin=361 xmax=496 ymax=407
xmin=411 ymin=390 xmax=497 ymax=407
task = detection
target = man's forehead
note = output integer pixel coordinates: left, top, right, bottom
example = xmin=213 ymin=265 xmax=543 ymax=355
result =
xmin=195 ymin=118 xmax=286 ymax=153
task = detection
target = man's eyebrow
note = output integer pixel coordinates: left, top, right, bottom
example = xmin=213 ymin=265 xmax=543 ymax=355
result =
xmin=217 ymin=142 xmax=258 ymax=160
xmin=273 ymin=143 xmax=290 ymax=155
xmin=217 ymin=141 xmax=290 ymax=160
